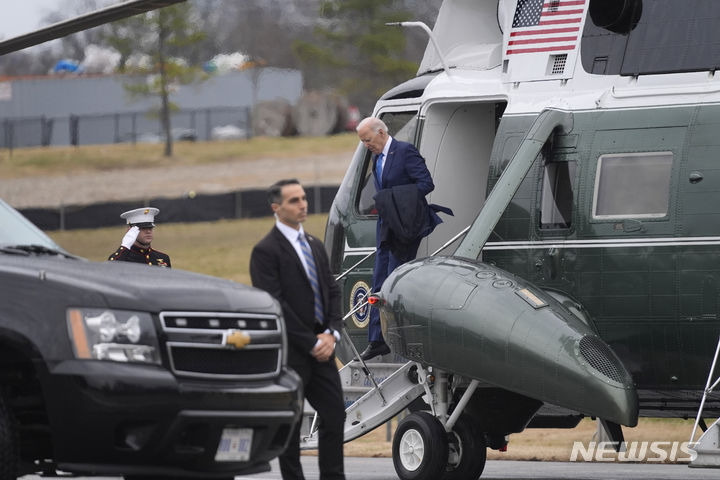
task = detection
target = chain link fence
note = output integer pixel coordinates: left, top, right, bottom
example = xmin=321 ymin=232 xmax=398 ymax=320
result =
xmin=1 ymin=106 xmax=251 ymax=150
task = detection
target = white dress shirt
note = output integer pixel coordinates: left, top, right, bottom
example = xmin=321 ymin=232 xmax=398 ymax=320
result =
xmin=275 ymin=218 xmax=340 ymax=349
xmin=275 ymin=217 xmax=311 ymax=276
xmin=377 ymin=135 xmax=393 ymax=178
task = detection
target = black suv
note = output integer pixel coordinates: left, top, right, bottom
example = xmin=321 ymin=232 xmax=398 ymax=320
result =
xmin=0 ymin=199 xmax=302 ymax=479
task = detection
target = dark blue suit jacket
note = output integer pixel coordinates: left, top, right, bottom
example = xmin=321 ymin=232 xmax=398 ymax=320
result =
xmin=375 ymin=184 xmax=452 ymax=261
xmin=372 ymin=138 xmax=445 ymax=255
xmin=373 ymin=138 xmax=434 ymax=195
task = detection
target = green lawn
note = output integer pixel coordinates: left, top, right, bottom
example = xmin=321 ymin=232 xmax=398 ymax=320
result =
xmin=16 ymin=134 xmax=343 ymax=286
xmin=0 ymin=133 xmax=357 ymax=178
xmin=48 ymin=214 xmax=329 ymax=286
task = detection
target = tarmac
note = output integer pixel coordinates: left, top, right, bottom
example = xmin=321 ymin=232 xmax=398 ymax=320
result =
xmin=241 ymin=457 xmax=720 ymax=479
xmin=20 ymin=457 xmax=720 ymax=480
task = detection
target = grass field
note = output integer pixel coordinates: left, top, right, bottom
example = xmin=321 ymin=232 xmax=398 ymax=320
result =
xmin=0 ymin=133 xmax=358 ymax=178
xmin=46 ymin=216 xmax=705 ymax=463
xmin=48 ymin=214 xmax=329 ymax=285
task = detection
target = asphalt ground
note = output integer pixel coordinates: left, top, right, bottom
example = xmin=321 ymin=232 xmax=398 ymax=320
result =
xmin=240 ymin=458 xmax=720 ymax=480
xmin=21 ymin=457 xmax=720 ymax=480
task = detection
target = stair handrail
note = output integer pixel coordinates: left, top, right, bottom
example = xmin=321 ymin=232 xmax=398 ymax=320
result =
xmin=337 ymin=224 xmax=472 ymax=389
xmin=335 ymin=249 xmax=376 ymax=281
xmin=690 ymin=334 xmax=720 ymax=445
xmin=305 ymin=225 xmax=474 ymax=443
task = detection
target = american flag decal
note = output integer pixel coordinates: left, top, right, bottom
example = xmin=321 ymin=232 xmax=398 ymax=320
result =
xmin=506 ymin=0 xmax=587 ymax=55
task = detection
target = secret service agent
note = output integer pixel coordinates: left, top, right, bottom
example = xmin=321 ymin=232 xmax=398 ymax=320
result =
xmin=108 ymin=207 xmax=171 ymax=267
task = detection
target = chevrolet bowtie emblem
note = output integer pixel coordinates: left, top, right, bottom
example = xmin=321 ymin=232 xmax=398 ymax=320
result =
xmin=224 ymin=330 xmax=251 ymax=349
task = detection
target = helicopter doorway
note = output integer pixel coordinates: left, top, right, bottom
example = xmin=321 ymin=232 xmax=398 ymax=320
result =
xmin=418 ymin=101 xmax=506 ymax=256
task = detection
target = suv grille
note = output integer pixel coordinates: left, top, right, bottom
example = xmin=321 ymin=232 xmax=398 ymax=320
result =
xmin=160 ymin=312 xmax=283 ymax=380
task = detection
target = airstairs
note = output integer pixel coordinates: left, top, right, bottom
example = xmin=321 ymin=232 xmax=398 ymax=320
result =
xmin=298 ymin=228 xmax=474 ymax=449
xmin=689 ymin=334 xmax=720 ymax=467
xmin=300 ymin=359 xmax=425 ymax=449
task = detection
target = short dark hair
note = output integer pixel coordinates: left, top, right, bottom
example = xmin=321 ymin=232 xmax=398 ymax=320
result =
xmin=268 ymin=178 xmax=301 ymax=205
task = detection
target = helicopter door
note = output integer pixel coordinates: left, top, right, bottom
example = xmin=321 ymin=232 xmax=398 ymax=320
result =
xmin=332 ymin=110 xmax=420 ymax=360
xmin=418 ymin=101 xmax=506 ymax=256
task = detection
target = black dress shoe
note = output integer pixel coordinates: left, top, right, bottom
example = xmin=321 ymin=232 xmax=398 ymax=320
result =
xmin=359 ymin=341 xmax=391 ymax=361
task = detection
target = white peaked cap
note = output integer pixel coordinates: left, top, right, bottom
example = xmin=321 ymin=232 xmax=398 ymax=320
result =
xmin=120 ymin=207 xmax=159 ymax=227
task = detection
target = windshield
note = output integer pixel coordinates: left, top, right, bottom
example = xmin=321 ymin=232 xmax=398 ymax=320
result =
xmin=0 ymin=198 xmax=64 ymax=250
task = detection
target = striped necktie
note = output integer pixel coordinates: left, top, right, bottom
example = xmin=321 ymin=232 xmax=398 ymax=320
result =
xmin=298 ymin=232 xmax=325 ymax=325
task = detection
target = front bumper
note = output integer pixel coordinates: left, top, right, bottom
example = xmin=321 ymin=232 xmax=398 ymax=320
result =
xmin=41 ymin=360 xmax=302 ymax=478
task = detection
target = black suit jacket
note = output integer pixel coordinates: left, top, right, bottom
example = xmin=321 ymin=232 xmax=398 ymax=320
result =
xmin=250 ymin=226 xmax=342 ymax=366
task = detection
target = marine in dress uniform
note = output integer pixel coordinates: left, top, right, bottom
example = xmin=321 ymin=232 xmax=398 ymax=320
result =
xmin=108 ymin=207 xmax=171 ymax=267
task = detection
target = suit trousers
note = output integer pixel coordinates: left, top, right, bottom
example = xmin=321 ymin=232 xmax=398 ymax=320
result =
xmin=280 ymin=356 xmax=346 ymax=480
xmin=368 ymin=240 xmax=420 ymax=343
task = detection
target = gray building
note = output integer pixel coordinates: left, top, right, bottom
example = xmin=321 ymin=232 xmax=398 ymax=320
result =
xmin=0 ymin=68 xmax=302 ymax=146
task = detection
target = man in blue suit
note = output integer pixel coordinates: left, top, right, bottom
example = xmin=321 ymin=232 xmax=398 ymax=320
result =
xmin=356 ymin=116 xmax=436 ymax=361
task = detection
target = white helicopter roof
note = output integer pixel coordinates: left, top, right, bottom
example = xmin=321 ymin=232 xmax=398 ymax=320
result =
xmin=413 ymin=0 xmax=720 ymax=116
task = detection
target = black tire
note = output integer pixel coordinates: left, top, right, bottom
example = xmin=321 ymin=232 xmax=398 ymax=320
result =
xmin=392 ymin=411 xmax=448 ymax=480
xmin=124 ymin=477 xmax=234 ymax=480
xmin=0 ymin=391 xmax=19 ymax=480
xmin=442 ymin=415 xmax=487 ymax=480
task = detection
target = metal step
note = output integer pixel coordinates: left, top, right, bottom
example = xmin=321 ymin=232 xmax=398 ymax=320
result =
xmin=339 ymin=361 xmax=406 ymax=405
xmin=690 ymin=418 xmax=720 ymax=467
xmin=689 ymin=334 xmax=720 ymax=468
xmin=300 ymin=361 xmax=424 ymax=450
xmin=339 ymin=361 xmax=406 ymax=386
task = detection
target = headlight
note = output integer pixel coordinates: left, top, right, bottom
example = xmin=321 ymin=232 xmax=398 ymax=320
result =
xmin=67 ymin=309 xmax=161 ymax=364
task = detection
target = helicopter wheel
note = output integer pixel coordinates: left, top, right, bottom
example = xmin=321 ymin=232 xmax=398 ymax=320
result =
xmin=392 ymin=411 xmax=448 ymax=480
xmin=442 ymin=415 xmax=487 ymax=480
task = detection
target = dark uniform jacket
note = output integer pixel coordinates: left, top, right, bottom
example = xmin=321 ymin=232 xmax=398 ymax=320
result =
xmin=108 ymin=245 xmax=171 ymax=267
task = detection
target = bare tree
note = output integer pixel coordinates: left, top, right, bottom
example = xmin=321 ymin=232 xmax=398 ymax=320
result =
xmin=106 ymin=4 xmax=206 ymax=157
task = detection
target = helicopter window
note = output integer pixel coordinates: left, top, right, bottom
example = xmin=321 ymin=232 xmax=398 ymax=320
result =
xmin=592 ymin=152 xmax=673 ymax=219
xmin=356 ymin=112 xmax=419 ymax=216
xmin=357 ymin=168 xmax=376 ymax=215
xmin=540 ymin=160 xmax=576 ymax=229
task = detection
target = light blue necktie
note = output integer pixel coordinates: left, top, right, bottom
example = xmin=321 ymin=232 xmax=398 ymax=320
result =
xmin=375 ymin=153 xmax=384 ymax=186
xmin=298 ymin=232 xmax=325 ymax=325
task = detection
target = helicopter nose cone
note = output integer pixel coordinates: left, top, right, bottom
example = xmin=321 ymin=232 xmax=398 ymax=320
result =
xmin=378 ymin=256 xmax=638 ymax=427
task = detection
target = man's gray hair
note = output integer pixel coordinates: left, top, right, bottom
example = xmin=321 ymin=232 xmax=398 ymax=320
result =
xmin=356 ymin=117 xmax=388 ymax=134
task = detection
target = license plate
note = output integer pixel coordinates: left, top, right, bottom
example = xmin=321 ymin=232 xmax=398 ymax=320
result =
xmin=215 ymin=427 xmax=253 ymax=462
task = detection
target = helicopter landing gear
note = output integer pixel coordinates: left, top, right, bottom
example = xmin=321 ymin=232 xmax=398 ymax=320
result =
xmin=391 ymin=368 xmax=488 ymax=480
xmin=392 ymin=411 xmax=448 ymax=480
xmin=442 ymin=414 xmax=487 ymax=480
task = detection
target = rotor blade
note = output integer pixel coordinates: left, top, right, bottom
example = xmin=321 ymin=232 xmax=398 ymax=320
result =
xmin=0 ymin=0 xmax=186 ymax=55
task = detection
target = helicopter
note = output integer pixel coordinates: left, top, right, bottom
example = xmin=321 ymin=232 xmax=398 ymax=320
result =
xmin=320 ymin=0 xmax=720 ymax=478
